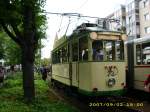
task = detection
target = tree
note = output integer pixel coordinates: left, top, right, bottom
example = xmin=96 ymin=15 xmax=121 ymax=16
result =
xmin=41 ymin=58 xmax=51 ymax=66
xmin=0 ymin=40 xmax=5 ymax=60
xmin=0 ymin=0 xmax=46 ymax=102
xmin=0 ymin=33 xmax=6 ymax=59
xmin=4 ymin=38 xmax=21 ymax=65
xmin=0 ymin=32 xmax=21 ymax=64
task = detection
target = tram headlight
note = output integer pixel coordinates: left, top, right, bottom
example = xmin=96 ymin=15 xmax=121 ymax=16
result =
xmin=92 ymin=88 xmax=98 ymax=92
xmin=107 ymin=78 xmax=116 ymax=87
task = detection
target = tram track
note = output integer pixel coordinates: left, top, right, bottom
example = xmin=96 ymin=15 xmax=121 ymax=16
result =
xmin=48 ymin=85 xmax=144 ymax=112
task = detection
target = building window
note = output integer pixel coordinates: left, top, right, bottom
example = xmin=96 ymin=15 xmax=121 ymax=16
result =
xmin=129 ymin=16 xmax=132 ymax=22
xmin=144 ymin=13 xmax=150 ymax=21
xmin=136 ymin=26 xmax=140 ymax=34
xmin=144 ymin=0 xmax=149 ymax=8
xmin=145 ymin=26 xmax=150 ymax=34
xmin=136 ymin=15 xmax=139 ymax=21
xmin=135 ymin=2 xmax=139 ymax=9
xmin=131 ymin=2 xmax=135 ymax=10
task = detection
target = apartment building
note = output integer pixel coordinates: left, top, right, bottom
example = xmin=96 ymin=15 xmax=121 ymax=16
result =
xmin=125 ymin=0 xmax=141 ymax=40
xmin=98 ymin=0 xmax=150 ymax=41
xmin=105 ymin=5 xmax=126 ymax=32
xmin=139 ymin=0 xmax=150 ymax=38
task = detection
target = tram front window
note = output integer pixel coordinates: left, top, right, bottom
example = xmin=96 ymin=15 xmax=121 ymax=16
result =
xmin=105 ymin=41 xmax=115 ymax=60
xmin=92 ymin=40 xmax=124 ymax=61
xmin=92 ymin=40 xmax=104 ymax=61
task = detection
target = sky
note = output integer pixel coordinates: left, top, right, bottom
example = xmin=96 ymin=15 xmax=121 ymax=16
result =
xmin=42 ymin=0 xmax=126 ymax=59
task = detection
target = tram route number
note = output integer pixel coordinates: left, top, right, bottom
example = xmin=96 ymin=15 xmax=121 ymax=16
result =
xmin=89 ymin=102 xmax=143 ymax=107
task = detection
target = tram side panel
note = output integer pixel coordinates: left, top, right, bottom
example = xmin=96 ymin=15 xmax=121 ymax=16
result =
xmin=91 ymin=62 xmax=125 ymax=91
xmin=134 ymin=67 xmax=150 ymax=91
xmin=52 ymin=64 xmax=70 ymax=86
xmin=77 ymin=62 xmax=126 ymax=95
xmin=125 ymin=36 xmax=150 ymax=92
xmin=92 ymin=62 xmax=125 ymax=92
xmin=71 ymin=62 xmax=79 ymax=87
xmin=78 ymin=63 xmax=92 ymax=94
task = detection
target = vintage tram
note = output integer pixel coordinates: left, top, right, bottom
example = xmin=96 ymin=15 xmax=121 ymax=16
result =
xmin=51 ymin=23 xmax=127 ymax=96
xmin=126 ymin=36 xmax=150 ymax=92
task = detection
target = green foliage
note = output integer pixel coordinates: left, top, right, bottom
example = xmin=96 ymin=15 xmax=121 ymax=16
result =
xmin=0 ymin=0 xmax=47 ymax=51
xmin=41 ymin=58 xmax=51 ymax=66
xmin=5 ymin=38 xmax=21 ymax=65
xmin=0 ymin=43 xmax=5 ymax=59
xmin=0 ymin=73 xmax=79 ymax=112
xmin=0 ymin=0 xmax=48 ymax=101
xmin=0 ymin=0 xmax=47 ymax=65
xmin=0 ymin=33 xmax=6 ymax=59
xmin=0 ymin=32 xmax=21 ymax=64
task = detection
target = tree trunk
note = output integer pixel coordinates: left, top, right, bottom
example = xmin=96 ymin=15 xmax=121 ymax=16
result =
xmin=21 ymin=0 xmax=36 ymax=102
xmin=22 ymin=45 xmax=35 ymax=102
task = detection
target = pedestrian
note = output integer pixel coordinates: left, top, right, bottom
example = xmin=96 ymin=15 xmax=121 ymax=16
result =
xmin=41 ymin=66 xmax=47 ymax=81
xmin=10 ymin=65 xmax=15 ymax=75
xmin=0 ymin=66 xmax=4 ymax=87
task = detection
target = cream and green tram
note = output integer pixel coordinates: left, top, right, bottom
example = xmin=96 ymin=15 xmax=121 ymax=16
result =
xmin=127 ymin=36 xmax=150 ymax=92
xmin=51 ymin=24 xmax=126 ymax=96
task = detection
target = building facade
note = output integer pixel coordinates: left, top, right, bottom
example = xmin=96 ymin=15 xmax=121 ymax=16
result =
xmin=125 ymin=0 xmax=141 ymax=40
xmin=105 ymin=5 xmax=126 ymax=32
xmin=99 ymin=0 xmax=150 ymax=40
xmin=139 ymin=0 xmax=150 ymax=38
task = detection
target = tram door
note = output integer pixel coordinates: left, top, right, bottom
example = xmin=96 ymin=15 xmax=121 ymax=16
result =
xmin=70 ymin=41 xmax=79 ymax=87
xmin=71 ymin=62 xmax=79 ymax=87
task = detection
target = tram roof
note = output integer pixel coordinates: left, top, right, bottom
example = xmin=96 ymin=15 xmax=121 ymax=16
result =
xmin=73 ymin=26 xmax=122 ymax=34
xmin=52 ymin=23 xmax=124 ymax=50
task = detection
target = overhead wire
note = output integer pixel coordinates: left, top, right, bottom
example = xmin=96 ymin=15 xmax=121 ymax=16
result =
xmin=44 ymin=11 xmax=120 ymax=37
xmin=76 ymin=0 xmax=89 ymax=12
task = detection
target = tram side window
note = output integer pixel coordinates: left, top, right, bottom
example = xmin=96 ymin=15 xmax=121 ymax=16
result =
xmin=62 ymin=46 xmax=68 ymax=63
xmin=57 ymin=50 xmax=61 ymax=63
xmin=67 ymin=44 xmax=70 ymax=62
xmin=72 ymin=42 xmax=78 ymax=61
xmin=142 ymin=43 xmax=150 ymax=64
xmin=52 ymin=52 xmax=56 ymax=64
xmin=79 ymin=37 xmax=88 ymax=61
xmin=92 ymin=40 xmax=104 ymax=61
xmin=136 ymin=45 xmax=142 ymax=65
xmin=52 ymin=51 xmax=60 ymax=64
